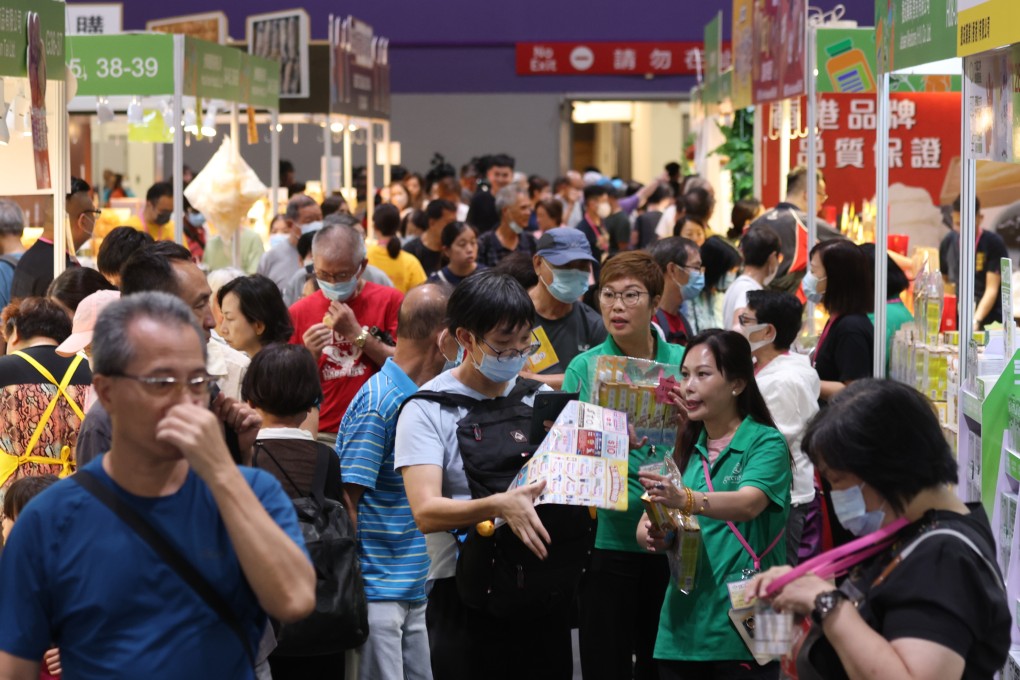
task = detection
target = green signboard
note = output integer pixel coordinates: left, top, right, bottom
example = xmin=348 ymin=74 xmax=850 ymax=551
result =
xmin=184 ymin=37 xmax=241 ymax=102
xmin=0 ymin=0 xmax=65 ymax=80
xmin=875 ymin=0 xmax=958 ymax=74
xmin=242 ymin=53 xmax=280 ymax=110
xmin=67 ymin=35 xmax=175 ymax=96
xmin=818 ymin=27 xmax=961 ymax=93
xmin=703 ymin=13 xmax=722 ymax=103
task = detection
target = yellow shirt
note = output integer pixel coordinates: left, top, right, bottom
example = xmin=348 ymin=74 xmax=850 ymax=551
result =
xmin=119 ymin=216 xmax=176 ymax=242
xmin=366 ymin=243 xmax=427 ymax=293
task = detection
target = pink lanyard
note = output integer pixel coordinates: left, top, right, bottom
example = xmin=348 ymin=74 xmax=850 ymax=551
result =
xmin=701 ymin=456 xmax=785 ymax=571
xmin=764 ymin=517 xmax=910 ymax=598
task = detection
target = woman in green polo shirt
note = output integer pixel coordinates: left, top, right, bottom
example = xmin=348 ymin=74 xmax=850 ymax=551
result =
xmin=638 ymin=329 xmax=791 ymax=679
xmin=563 ymin=251 xmax=686 ymax=680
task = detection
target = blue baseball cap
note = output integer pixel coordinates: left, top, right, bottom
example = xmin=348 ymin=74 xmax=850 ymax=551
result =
xmin=536 ymin=227 xmax=597 ymax=266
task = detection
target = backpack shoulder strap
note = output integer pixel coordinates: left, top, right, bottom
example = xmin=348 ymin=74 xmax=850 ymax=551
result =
xmin=72 ymin=470 xmax=256 ymax=670
xmin=0 ymin=254 xmax=18 ymax=270
xmin=396 ymin=389 xmax=479 ymax=420
xmin=898 ymin=527 xmax=1004 ymax=591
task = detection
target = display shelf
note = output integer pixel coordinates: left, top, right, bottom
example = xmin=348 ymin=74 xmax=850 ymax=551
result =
xmin=962 ymin=388 xmax=983 ymax=427
xmin=1007 ymin=447 xmax=1020 ymax=482
xmin=1008 ymin=649 xmax=1020 ymax=680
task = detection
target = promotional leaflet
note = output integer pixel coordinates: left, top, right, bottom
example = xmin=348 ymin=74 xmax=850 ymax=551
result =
xmin=591 ymin=355 xmax=681 ymax=448
xmin=509 ymin=401 xmax=630 ymax=511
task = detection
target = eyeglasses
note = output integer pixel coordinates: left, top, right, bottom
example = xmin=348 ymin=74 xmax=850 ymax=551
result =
xmin=599 ymin=289 xmax=650 ymax=307
xmin=83 ymin=209 xmax=102 ymax=219
xmin=314 ymin=265 xmax=362 ymax=284
xmin=737 ymin=314 xmax=759 ymax=327
xmin=684 ymin=265 xmax=704 ymax=274
xmin=109 ymin=372 xmax=214 ymax=396
xmin=475 ymin=334 xmax=541 ymax=362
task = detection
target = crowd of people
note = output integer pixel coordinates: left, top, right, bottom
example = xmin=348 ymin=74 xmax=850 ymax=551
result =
xmin=0 ymin=155 xmax=1009 ymax=680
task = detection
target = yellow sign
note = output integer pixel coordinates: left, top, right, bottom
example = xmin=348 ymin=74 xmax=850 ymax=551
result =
xmin=524 ymin=326 xmax=559 ymax=373
xmin=958 ymin=0 xmax=1020 ymax=57
xmin=731 ymin=0 xmax=754 ymax=109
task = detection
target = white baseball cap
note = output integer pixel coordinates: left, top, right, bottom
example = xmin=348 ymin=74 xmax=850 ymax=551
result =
xmin=56 ymin=290 xmax=121 ymax=357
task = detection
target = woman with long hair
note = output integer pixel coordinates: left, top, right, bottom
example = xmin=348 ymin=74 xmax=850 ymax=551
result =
xmin=638 ymin=330 xmax=791 ymax=679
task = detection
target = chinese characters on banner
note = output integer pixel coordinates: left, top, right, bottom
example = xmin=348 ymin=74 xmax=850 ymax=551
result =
xmin=875 ymin=0 xmax=957 ymax=73
xmin=761 ymin=92 xmax=962 ymax=218
xmin=66 ymin=4 xmax=122 ymax=35
xmin=752 ymin=0 xmax=807 ymax=103
xmin=515 ymin=42 xmax=731 ymax=76
xmin=957 ymin=0 xmax=1020 ymax=57
xmin=731 ymin=0 xmax=754 ymax=109
xmin=964 ymin=45 xmax=1020 ymax=163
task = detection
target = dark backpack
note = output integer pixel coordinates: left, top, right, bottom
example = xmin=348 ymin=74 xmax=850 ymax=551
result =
xmin=402 ymin=378 xmax=595 ymax=620
xmin=253 ymin=441 xmax=369 ymax=655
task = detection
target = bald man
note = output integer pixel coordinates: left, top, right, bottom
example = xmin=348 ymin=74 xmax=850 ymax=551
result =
xmin=288 ymin=223 xmax=403 ymax=443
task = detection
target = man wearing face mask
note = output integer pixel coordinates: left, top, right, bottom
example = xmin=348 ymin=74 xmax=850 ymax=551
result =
xmin=288 ymin=223 xmax=402 ymax=444
xmin=648 ymin=237 xmax=702 ymax=346
xmin=520 ymin=228 xmax=606 ymax=389
xmin=476 ymin=186 xmax=538 ymax=268
xmin=574 ymin=184 xmax=612 ymax=282
xmin=121 ymin=182 xmax=176 ymax=242
xmin=722 ymin=225 xmax=781 ymax=330
xmin=258 ymin=194 xmax=322 ymax=290
xmin=739 ymin=290 xmax=822 ymax=565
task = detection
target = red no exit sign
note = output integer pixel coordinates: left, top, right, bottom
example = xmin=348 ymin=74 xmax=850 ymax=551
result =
xmin=516 ymin=41 xmax=731 ymax=76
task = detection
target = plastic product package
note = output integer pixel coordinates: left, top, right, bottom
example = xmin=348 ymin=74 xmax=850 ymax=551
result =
xmin=184 ymin=137 xmax=267 ymax=239
xmin=590 ymin=355 xmax=681 ymax=448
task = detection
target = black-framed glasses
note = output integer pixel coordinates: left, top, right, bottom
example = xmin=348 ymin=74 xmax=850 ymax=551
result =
xmin=82 ymin=209 xmax=102 ymax=218
xmin=475 ymin=333 xmax=541 ymax=363
xmin=684 ymin=264 xmax=704 ymax=274
xmin=599 ymin=289 xmax=650 ymax=307
xmin=737 ymin=314 xmax=759 ymax=327
xmin=108 ymin=372 xmax=214 ymax=396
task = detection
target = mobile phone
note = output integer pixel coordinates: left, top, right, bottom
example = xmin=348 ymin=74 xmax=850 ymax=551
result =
xmin=529 ymin=390 xmax=580 ymax=444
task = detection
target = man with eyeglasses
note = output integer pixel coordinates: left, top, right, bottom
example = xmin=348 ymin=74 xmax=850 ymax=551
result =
xmin=10 ymin=177 xmax=95 ymax=302
xmin=747 ymin=165 xmax=842 ymax=296
xmin=0 ymin=292 xmax=315 ymax=679
xmin=289 ymin=222 xmax=402 ymax=445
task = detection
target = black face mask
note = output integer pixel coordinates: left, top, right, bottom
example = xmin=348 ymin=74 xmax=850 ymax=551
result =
xmin=153 ymin=211 xmax=172 ymax=226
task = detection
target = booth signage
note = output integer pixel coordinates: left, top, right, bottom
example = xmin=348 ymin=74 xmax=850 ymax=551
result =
xmin=703 ymin=13 xmax=723 ymax=102
xmin=515 ymin=41 xmax=730 ymax=77
xmin=66 ymin=3 xmax=122 ymax=36
xmin=330 ymin=15 xmax=390 ymax=119
xmin=752 ymin=0 xmax=807 ymax=104
xmin=147 ymin=12 xmax=227 ymax=45
xmin=67 ymin=35 xmax=174 ymax=96
xmin=0 ymin=0 xmax=65 ymax=80
xmin=957 ymin=0 xmax=1020 ymax=57
xmin=185 ymin=38 xmax=241 ymax=102
xmin=875 ymin=0 xmax=958 ymax=73
xmin=731 ymin=0 xmax=754 ymax=109
xmin=241 ymin=52 xmax=281 ymax=110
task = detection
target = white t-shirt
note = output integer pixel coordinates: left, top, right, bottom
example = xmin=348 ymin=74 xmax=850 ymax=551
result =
xmin=754 ymin=352 xmax=819 ymax=505
xmin=722 ymin=274 xmax=762 ymax=331
xmin=394 ymin=372 xmax=542 ymax=581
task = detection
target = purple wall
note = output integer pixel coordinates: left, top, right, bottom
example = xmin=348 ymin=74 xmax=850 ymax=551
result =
xmin=83 ymin=0 xmax=875 ymax=94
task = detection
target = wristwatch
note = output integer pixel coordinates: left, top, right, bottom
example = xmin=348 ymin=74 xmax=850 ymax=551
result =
xmin=353 ymin=326 xmax=370 ymax=349
xmin=811 ymin=589 xmax=848 ymax=626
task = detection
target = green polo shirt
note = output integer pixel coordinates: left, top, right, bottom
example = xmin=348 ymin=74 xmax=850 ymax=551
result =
xmin=654 ymin=416 xmax=791 ymax=662
xmin=563 ymin=333 xmax=686 ymax=553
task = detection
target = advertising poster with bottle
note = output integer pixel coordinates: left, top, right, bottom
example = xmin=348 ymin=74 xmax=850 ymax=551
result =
xmin=957 ymin=0 xmax=1020 ymax=57
xmin=875 ymin=0 xmax=958 ymax=74
xmin=731 ymin=0 xmax=753 ymax=109
xmin=816 ymin=28 xmax=961 ymax=94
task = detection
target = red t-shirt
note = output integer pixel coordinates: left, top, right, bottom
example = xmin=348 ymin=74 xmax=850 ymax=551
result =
xmin=289 ymin=283 xmax=403 ymax=432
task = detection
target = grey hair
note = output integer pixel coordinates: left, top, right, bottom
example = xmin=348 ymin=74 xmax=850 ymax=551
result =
xmin=0 ymin=200 xmax=25 ymax=238
xmin=495 ymin=185 xmax=527 ymax=213
xmin=322 ymin=213 xmax=360 ymax=228
xmin=285 ymin=194 xmax=318 ymax=221
xmin=207 ymin=267 xmax=245 ymax=298
xmin=312 ymin=223 xmax=367 ymax=263
xmin=92 ymin=292 xmax=206 ymax=376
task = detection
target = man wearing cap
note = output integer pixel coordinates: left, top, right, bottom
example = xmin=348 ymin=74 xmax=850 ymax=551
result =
xmin=258 ymin=195 xmax=323 ymax=291
xmin=521 ymin=227 xmax=607 ymax=389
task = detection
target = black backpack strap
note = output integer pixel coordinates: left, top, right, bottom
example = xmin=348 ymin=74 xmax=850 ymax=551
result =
xmin=72 ymin=470 xmax=256 ymax=670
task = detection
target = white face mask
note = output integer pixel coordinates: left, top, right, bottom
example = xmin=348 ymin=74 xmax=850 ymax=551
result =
xmin=596 ymin=202 xmax=612 ymax=219
xmin=739 ymin=322 xmax=773 ymax=352
xmin=763 ymin=256 xmax=779 ymax=286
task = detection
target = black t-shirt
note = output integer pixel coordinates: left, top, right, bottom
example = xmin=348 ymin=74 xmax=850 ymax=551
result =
xmin=0 ymin=345 xmax=92 ymax=389
xmin=10 ymin=241 xmax=77 ymax=302
xmin=575 ymin=216 xmax=604 ymax=282
xmin=604 ymin=212 xmax=631 ymax=256
xmin=975 ymin=230 xmax=1009 ymax=324
xmin=466 ymin=189 xmax=499 ymax=233
xmin=635 ymin=211 xmax=662 ymax=250
xmin=531 ymin=303 xmax=607 ymax=376
xmin=813 ymin=313 xmax=873 ymax=387
xmin=800 ymin=506 xmax=1009 ymax=680
xmin=427 ymin=264 xmax=487 ymax=287
xmin=403 ymin=238 xmax=443 ymax=276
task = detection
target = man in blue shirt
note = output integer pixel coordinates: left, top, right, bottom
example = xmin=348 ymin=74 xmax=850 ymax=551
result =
xmin=339 ymin=282 xmax=452 ymax=680
xmin=0 ymin=293 xmax=315 ymax=679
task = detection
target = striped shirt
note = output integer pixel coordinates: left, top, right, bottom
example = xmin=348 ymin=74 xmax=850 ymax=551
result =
xmin=337 ymin=358 xmax=429 ymax=602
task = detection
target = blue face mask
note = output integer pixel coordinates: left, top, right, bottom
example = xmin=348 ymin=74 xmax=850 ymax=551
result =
xmin=470 ymin=339 xmax=529 ymax=384
xmin=717 ymin=271 xmax=737 ymax=292
xmin=543 ymin=264 xmax=590 ymax=303
xmin=679 ymin=270 xmax=705 ymax=301
xmin=802 ymin=271 xmax=826 ymax=304
xmin=443 ymin=345 xmax=465 ymax=373
xmin=317 ymin=266 xmax=361 ymax=302
xmin=269 ymin=233 xmax=290 ymax=250
xmin=188 ymin=211 xmax=206 ymax=227
xmin=830 ymin=484 xmax=886 ymax=536
xmin=509 ymin=221 xmax=524 ymax=235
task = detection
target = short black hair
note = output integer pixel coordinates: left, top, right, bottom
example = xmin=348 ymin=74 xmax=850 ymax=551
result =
xmin=217 ymin=275 xmax=294 ymax=347
xmin=647 ymin=236 xmax=697 ymax=271
xmin=487 ymin=153 xmax=515 ymax=171
xmin=859 ymin=242 xmax=909 ymax=299
xmin=728 ymin=198 xmax=762 ymax=240
xmin=740 ymin=226 xmax=781 ymax=267
xmin=2 ymin=297 xmax=72 ymax=344
xmin=535 ymin=198 xmax=563 ymax=225
xmin=490 ymin=251 xmax=539 ymax=290
xmin=3 ymin=474 xmax=58 ymax=522
xmin=701 ymin=236 xmax=742 ymax=289
xmin=67 ymin=177 xmax=90 ymax=200
xmin=321 ymin=194 xmax=347 ymax=218
xmin=241 ymin=344 xmax=322 ymax=418
xmin=47 ymin=267 xmax=117 ymax=313
xmin=745 ymin=290 xmax=803 ymax=350
xmin=296 ymin=231 xmax=315 ymax=261
xmin=448 ymin=270 xmax=535 ymax=339
xmin=97 ymin=226 xmax=155 ymax=278
xmin=145 ymin=182 xmax=173 ymax=205
xmin=527 ymin=175 xmax=550 ymax=199
xmin=803 ymin=379 xmax=957 ymax=513
xmin=683 ymin=187 xmax=715 ymax=222
xmin=583 ymin=184 xmax=609 ymax=204
xmin=426 ymin=199 xmax=457 ymax=222
xmin=810 ymin=239 xmax=872 ymax=316
xmin=120 ymin=242 xmax=193 ymax=296
xmin=952 ymin=194 xmax=981 ymax=215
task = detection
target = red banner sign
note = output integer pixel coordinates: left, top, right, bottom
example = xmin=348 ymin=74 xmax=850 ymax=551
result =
xmin=752 ymin=0 xmax=807 ymax=103
xmin=516 ymin=41 xmax=731 ymax=76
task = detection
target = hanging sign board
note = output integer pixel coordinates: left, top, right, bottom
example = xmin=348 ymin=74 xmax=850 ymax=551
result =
xmin=731 ymin=0 xmax=754 ymax=109
xmin=184 ymin=37 xmax=241 ymax=102
xmin=703 ymin=13 xmax=723 ymax=103
xmin=964 ymin=46 xmax=1020 ymax=163
xmin=330 ymin=15 xmax=390 ymax=120
xmin=875 ymin=0 xmax=958 ymax=74
xmin=816 ymin=28 xmax=961 ymax=94
xmin=241 ymin=52 xmax=281 ymax=111
xmin=515 ymin=42 xmax=730 ymax=77
xmin=66 ymin=34 xmax=174 ymax=96
xmin=147 ymin=12 xmax=227 ymax=45
xmin=0 ymin=0 xmax=65 ymax=80
xmin=752 ymin=0 xmax=807 ymax=104
xmin=66 ymin=3 xmax=122 ymax=36
xmin=246 ymin=9 xmax=309 ymax=98
xmin=957 ymin=0 xmax=1020 ymax=57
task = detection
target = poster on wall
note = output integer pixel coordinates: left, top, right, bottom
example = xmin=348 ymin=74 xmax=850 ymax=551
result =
xmin=246 ymin=10 xmax=309 ymax=99
xmin=731 ymin=0 xmax=754 ymax=109
xmin=147 ymin=12 xmax=227 ymax=44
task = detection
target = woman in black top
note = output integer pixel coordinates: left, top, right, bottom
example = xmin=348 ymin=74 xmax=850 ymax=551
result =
xmin=804 ymin=239 xmax=873 ymax=403
xmin=752 ymin=380 xmax=1010 ymax=680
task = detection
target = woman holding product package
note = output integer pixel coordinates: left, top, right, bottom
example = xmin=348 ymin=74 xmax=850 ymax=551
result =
xmin=563 ymin=251 xmax=686 ymax=680
xmin=803 ymin=239 xmax=873 ymax=403
xmin=637 ymin=329 xmax=791 ymax=680
xmin=750 ymin=379 xmax=1009 ymax=680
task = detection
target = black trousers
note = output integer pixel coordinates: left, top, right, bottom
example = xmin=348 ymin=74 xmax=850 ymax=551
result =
xmin=658 ymin=660 xmax=780 ymax=680
xmin=426 ymin=576 xmax=573 ymax=680
xmin=579 ymin=548 xmax=670 ymax=680
xmin=268 ymin=652 xmax=345 ymax=680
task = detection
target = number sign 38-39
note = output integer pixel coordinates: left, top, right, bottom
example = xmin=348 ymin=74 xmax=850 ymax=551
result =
xmin=66 ymin=34 xmax=175 ymax=96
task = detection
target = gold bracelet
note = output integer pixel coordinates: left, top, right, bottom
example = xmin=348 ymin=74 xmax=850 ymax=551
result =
xmin=695 ymin=492 xmax=707 ymax=515
xmin=683 ymin=487 xmax=695 ymax=515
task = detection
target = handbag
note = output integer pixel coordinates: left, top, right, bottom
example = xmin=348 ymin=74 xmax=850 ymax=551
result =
xmin=72 ymin=470 xmax=256 ymax=670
